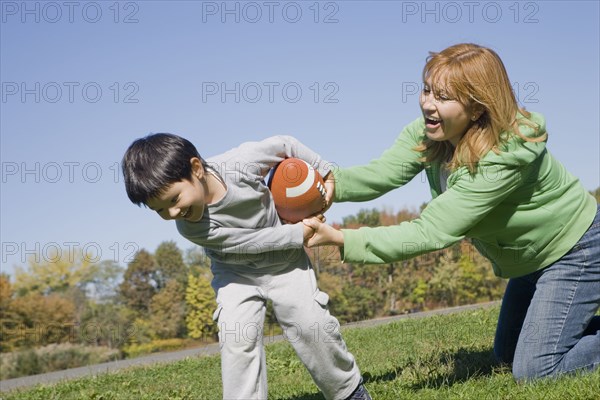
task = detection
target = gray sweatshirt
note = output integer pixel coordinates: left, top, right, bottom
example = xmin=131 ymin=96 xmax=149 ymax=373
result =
xmin=176 ymin=135 xmax=331 ymax=274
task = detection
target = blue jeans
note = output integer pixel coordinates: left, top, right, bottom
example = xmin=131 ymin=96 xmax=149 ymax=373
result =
xmin=494 ymin=205 xmax=600 ymax=380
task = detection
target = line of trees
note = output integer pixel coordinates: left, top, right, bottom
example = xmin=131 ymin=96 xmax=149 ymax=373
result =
xmin=306 ymin=206 xmax=506 ymax=322
xmin=0 ymin=242 xmax=217 ymax=378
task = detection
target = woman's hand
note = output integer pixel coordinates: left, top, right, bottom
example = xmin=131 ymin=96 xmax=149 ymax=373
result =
xmin=302 ymin=217 xmax=344 ymax=247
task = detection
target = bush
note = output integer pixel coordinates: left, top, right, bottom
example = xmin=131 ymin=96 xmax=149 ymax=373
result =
xmin=0 ymin=343 xmax=120 ymax=379
xmin=1 ymin=349 xmax=42 ymax=379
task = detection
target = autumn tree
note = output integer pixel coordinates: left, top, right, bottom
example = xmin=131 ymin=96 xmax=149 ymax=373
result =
xmin=154 ymin=241 xmax=188 ymax=289
xmin=119 ymin=249 xmax=159 ymax=315
xmin=341 ymin=282 xmax=381 ymax=322
xmin=7 ymin=293 xmax=76 ymax=349
xmin=427 ymin=255 xmax=460 ymax=307
xmin=149 ymin=280 xmax=186 ymax=339
xmin=342 ymin=208 xmax=381 ymax=228
xmin=427 ymin=242 xmax=504 ymax=308
xmin=185 ymin=273 xmax=217 ymax=340
xmin=13 ymin=247 xmax=99 ymax=296
xmin=8 ymin=249 xmax=126 ymax=349
xmin=0 ymin=274 xmax=19 ymax=352
xmin=409 ymin=279 xmax=429 ymax=311
xmin=79 ymin=301 xmax=137 ymax=348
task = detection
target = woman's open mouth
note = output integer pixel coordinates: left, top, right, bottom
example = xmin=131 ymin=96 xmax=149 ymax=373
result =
xmin=425 ymin=116 xmax=441 ymax=129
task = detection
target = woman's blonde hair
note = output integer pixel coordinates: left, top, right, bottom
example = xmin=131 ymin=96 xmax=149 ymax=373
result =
xmin=415 ymin=43 xmax=546 ymax=173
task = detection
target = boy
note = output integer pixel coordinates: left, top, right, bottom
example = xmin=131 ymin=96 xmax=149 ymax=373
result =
xmin=122 ymin=133 xmax=371 ymax=400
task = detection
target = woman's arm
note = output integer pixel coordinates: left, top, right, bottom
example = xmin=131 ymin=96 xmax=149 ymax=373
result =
xmin=333 ymin=118 xmax=426 ymax=203
xmin=307 ymin=160 xmax=526 ymax=264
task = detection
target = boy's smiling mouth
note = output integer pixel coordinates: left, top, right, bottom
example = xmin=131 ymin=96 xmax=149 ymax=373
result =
xmin=180 ymin=207 xmax=191 ymax=218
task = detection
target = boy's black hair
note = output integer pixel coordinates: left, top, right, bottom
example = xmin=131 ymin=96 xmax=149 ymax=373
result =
xmin=122 ymin=133 xmax=205 ymax=206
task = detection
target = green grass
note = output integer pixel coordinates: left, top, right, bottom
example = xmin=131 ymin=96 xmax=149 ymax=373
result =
xmin=5 ymin=306 xmax=600 ymax=399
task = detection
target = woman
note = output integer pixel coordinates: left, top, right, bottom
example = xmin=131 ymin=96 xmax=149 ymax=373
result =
xmin=304 ymin=43 xmax=599 ymax=380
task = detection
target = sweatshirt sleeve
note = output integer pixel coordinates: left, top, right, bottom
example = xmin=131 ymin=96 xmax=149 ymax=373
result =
xmin=179 ymin=222 xmax=305 ymax=254
xmin=341 ymin=160 xmax=525 ymax=264
xmin=334 ymin=118 xmax=425 ymax=202
xmin=213 ymin=135 xmax=332 ymax=180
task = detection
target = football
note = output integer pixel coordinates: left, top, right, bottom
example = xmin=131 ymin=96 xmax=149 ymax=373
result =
xmin=268 ymin=158 xmax=327 ymax=223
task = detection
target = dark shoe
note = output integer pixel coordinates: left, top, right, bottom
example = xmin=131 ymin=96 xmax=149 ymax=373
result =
xmin=345 ymin=383 xmax=372 ymax=400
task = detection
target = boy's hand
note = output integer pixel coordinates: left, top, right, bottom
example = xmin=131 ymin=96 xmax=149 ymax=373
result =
xmin=301 ymin=213 xmax=325 ymax=242
xmin=302 ymin=222 xmax=314 ymax=242
xmin=322 ymin=171 xmax=335 ymax=213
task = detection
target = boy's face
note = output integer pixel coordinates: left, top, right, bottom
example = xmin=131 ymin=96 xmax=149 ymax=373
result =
xmin=146 ymin=159 xmax=208 ymax=222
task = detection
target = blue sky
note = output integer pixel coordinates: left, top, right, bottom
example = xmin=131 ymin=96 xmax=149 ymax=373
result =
xmin=1 ymin=1 xmax=599 ymax=276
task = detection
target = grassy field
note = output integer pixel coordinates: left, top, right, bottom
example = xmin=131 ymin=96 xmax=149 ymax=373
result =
xmin=5 ymin=306 xmax=600 ymax=399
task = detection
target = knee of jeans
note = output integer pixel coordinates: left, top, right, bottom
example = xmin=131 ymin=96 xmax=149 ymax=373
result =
xmin=513 ymin=363 xmax=537 ymax=381
xmin=512 ymin=356 xmax=553 ymax=381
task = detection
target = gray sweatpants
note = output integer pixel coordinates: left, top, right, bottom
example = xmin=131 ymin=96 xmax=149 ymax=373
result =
xmin=211 ymin=262 xmax=362 ymax=400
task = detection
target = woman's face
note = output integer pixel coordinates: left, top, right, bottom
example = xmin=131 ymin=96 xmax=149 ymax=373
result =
xmin=419 ymin=79 xmax=475 ymax=147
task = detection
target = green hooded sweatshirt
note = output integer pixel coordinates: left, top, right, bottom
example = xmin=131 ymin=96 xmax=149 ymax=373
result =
xmin=334 ymin=112 xmax=597 ymax=278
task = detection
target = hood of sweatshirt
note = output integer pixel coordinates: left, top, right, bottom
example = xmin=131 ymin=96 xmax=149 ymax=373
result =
xmin=480 ymin=111 xmax=547 ymax=167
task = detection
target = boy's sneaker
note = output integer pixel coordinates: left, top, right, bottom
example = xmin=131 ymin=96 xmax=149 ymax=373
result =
xmin=345 ymin=383 xmax=372 ymax=400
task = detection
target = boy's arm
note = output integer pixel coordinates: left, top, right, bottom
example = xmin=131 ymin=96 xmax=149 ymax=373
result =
xmin=182 ymin=223 xmax=305 ymax=255
xmin=212 ymin=135 xmax=332 ymax=179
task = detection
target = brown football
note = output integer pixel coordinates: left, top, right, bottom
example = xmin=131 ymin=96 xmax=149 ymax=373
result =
xmin=268 ymin=158 xmax=327 ymax=223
